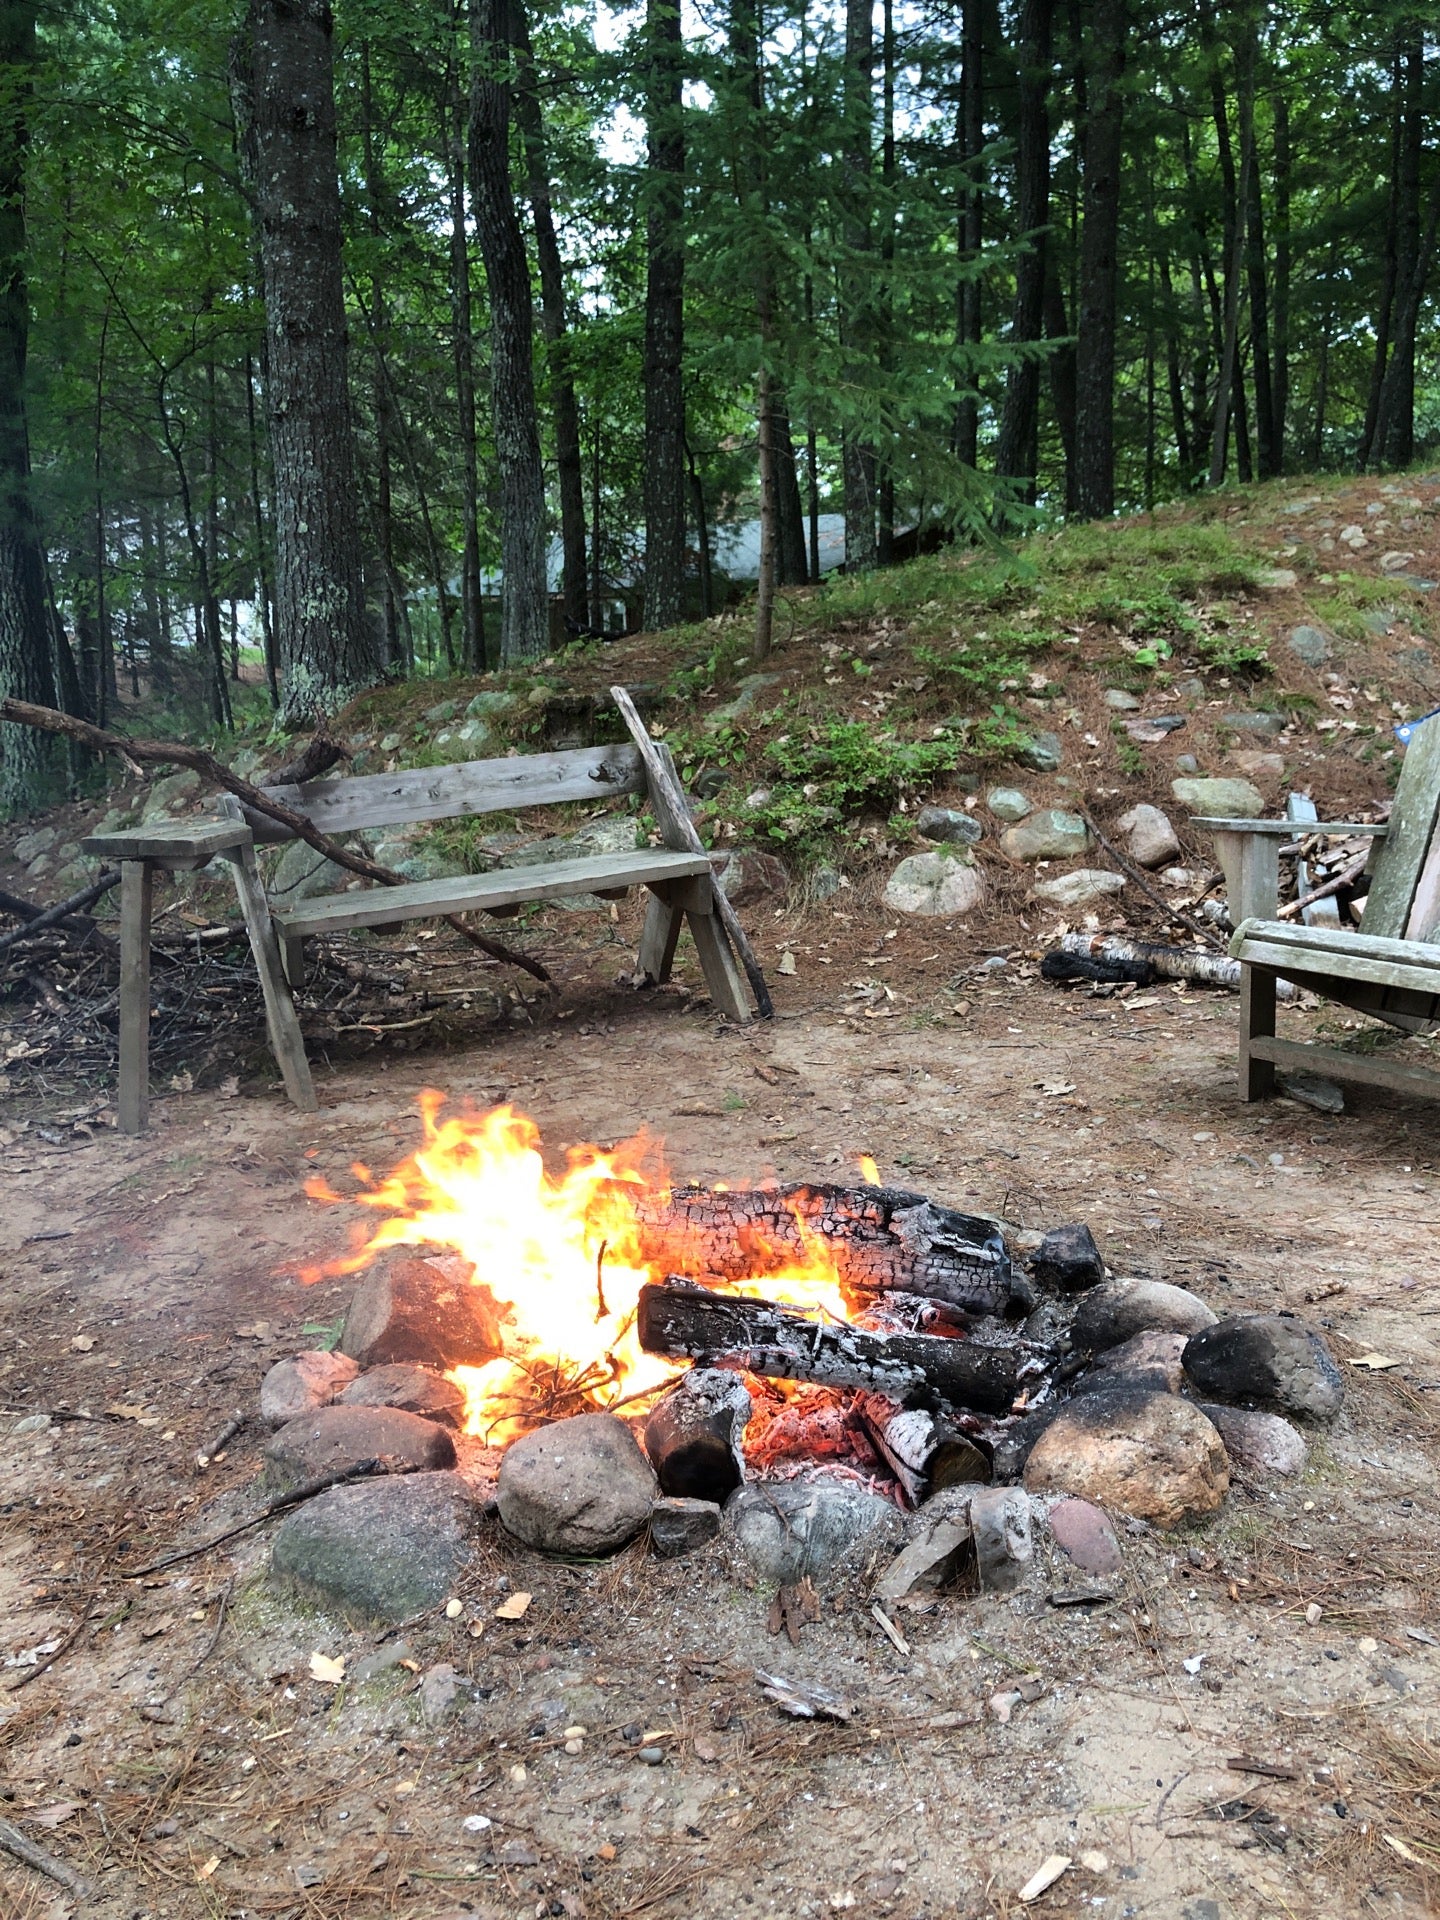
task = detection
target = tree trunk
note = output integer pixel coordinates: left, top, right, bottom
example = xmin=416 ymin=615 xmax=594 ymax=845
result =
xmin=1360 ymin=47 xmax=1404 ymax=468
xmin=993 ymin=0 xmax=1053 ymax=510
xmin=0 ymin=1 xmax=61 ymax=815
xmin=360 ymin=43 xmax=402 ymax=677
xmin=232 ymin=0 xmax=381 ymax=723
xmin=840 ymin=0 xmax=876 ymax=568
xmin=468 ymin=0 xmax=549 ymax=664
xmin=1207 ymin=15 xmax=1254 ymax=488
xmin=754 ymin=358 xmax=778 ymax=661
xmin=137 ymin=502 xmax=171 ymax=691
xmin=446 ymin=31 xmax=485 ymax=672
xmin=1241 ymin=35 xmax=1276 ymax=479
xmin=1375 ymin=30 xmax=1426 ymax=470
xmin=1070 ymin=0 xmax=1126 ymax=520
xmin=773 ymin=391 xmax=808 ymax=585
xmin=1157 ymin=254 xmax=1190 ymax=476
xmin=244 ymin=348 xmax=278 ymax=707
xmin=1269 ymin=82 xmax=1290 ymax=472
xmin=641 ymin=0 xmax=686 ymax=631
xmin=588 ymin=421 xmax=604 ymax=629
xmin=876 ymin=0 xmax=895 ymax=565
xmin=1043 ymin=261 xmax=1076 ymax=480
xmin=953 ymin=0 xmax=985 ymax=468
xmin=687 ymin=440 xmax=714 ymax=616
xmin=510 ymin=0 xmax=587 ymax=631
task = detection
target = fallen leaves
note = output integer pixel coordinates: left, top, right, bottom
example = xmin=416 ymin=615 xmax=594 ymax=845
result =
xmin=308 ymin=1651 xmax=345 ymax=1685
xmin=1351 ymin=1352 xmax=1402 ymax=1371
xmin=494 ymin=1591 xmax=532 ymax=1621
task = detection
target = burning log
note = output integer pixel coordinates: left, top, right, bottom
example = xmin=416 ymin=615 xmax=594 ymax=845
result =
xmin=637 ymin=1280 xmax=1020 ymax=1414
xmin=855 ymin=1394 xmax=991 ymax=1505
xmin=643 ymin=1368 xmax=752 ymax=1503
xmin=628 ymin=1183 xmax=1030 ymax=1320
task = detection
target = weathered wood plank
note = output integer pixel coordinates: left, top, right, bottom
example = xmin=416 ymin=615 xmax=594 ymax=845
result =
xmin=273 ymin=848 xmax=711 ymax=936
xmin=1249 ymin=1034 xmax=1440 ymax=1101
xmin=1286 ymin=793 xmax=1342 ymax=930
xmin=1231 ymin=917 xmax=1440 ymax=964
xmin=1362 ymin=716 xmax=1440 ymax=937
xmin=255 ymin=742 xmax=647 ymax=838
xmin=117 ymin=861 xmax=153 ymax=1135
xmin=1191 ymin=817 xmax=1390 ymax=836
xmin=1233 ymin=934 xmax=1440 ymax=996
xmin=222 ymin=846 xmax=318 ymax=1112
xmin=83 ymin=819 xmax=252 ymax=866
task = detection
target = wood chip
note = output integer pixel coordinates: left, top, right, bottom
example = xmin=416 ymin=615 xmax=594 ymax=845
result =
xmin=1018 ymin=1855 xmax=1071 ymax=1903
xmin=1226 ymin=1755 xmax=1297 ymax=1780
xmin=870 ymin=1603 xmax=911 ymax=1656
xmin=754 ymin=1668 xmax=855 ymax=1722
xmin=494 ymin=1591 xmax=532 ymax=1620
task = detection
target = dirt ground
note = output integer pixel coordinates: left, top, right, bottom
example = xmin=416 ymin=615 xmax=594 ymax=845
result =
xmin=3 ymin=883 xmax=1440 ymax=1920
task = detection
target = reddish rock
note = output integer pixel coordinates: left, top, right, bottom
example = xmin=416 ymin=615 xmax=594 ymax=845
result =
xmin=259 ymin=1351 xmax=360 ymax=1428
xmin=339 ymin=1363 xmax=466 ymax=1426
xmin=1046 ymin=1497 xmax=1122 ymax=1575
xmin=339 ymin=1249 xmax=505 ymax=1371
xmin=1023 ymin=1391 xmax=1228 ymax=1528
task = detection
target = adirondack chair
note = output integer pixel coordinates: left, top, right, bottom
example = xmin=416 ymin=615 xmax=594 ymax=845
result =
xmin=1193 ymin=714 xmax=1440 ymax=1103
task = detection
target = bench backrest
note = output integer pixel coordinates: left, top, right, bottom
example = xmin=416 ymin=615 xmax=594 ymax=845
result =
xmin=236 ymin=742 xmax=649 ymax=844
xmin=1366 ymin=715 xmax=1440 ymax=943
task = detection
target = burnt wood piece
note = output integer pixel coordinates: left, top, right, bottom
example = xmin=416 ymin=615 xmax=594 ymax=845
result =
xmin=856 ymin=1393 xmax=991 ymax=1506
xmin=637 ymin=1280 xmax=1020 ymax=1414
xmin=627 ymin=1183 xmax=1030 ymax=1319
xmin=643 ymin=1367 xmax=751 ymax=1502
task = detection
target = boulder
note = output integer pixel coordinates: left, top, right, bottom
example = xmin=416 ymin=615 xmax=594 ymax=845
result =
xmin=270 ymin=1470 xmax=480 ymax=1622
xmin=883 ymin=848 xmax=988 ymax=918
xmin=1198 ymin=1403 xmax=1308 ymax=1477
xmin=12 ymin=825 xmax=57 ymax=862
xmin=259 ymin=1351 xmax=360 ymax=1429
xmin=1182 ymin=1315 xmax=1343 ymax=1418
xmin=725 ymin=1476 xmax=903 ymax=1585
xmin=649 ymin=1496 xmax=723 ymax=1559
xmin=497 ymin=1412 xmax=656 ymax=1556
xmin=705 ymin=672 xmax=786 ymax=729
xmin=1045 ymin=1497 xmax=1122 ymax=1576
xmin=1171 ymin=776 xmax=1265 ymax=820
xmin=1072 ymin=1278 xmax=1218 ymax=1353
xmin=268 ymin=839 xmax=355 ymax=902
xmin=916 ymin=806 xmax=983 ymax=848
xmin=1031 ymin=1223 xmax=1105 ymax=1292
xmin=1001 ymin=809 xmax=1089 ymax=862
xmin=264 ymin=1405 xmax=456 ymax=1491
xmin=986 ymin=787 xmax=1033 ymax=823
xmin=1287 ymin=625 xmax=1331 ymax=668
xmin=338 ymin=1363 xmax=467 ymax=1427
xmin=1031 ymin=868 xmax=1124 ymax=909
xmin=1023 ymin=1392 xmax=1229 ymax=1528
xmin=139 ymin=769 xmax=201 ymax=824
xmin=1081 ymin=1329 xmax=1187 ymax=1395
xmin=1017 ymin=730 xmax=1064 ymax=773
xmin=1116 ymin=804 xmax=1182 ymax=869
xmin=969 ymin=1486 xmax=1033 ymax=1591
xmin=714 ymin=849 xmax=791 ymax=907
xmin=339 ymin=1250 xmax=504 ymax=1371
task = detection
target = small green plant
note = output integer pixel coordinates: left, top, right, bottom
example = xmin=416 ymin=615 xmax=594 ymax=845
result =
xmin=1111 ymin=719 xmax=1147 ymax=776
xmin=300 ymin=1315 xmax=346 ymax=1351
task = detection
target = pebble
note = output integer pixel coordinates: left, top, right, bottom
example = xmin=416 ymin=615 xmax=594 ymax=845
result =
xmin=638 ymin=1746 xmax=665 ymax=1766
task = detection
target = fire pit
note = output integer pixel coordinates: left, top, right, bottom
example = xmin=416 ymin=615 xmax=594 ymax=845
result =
xmin=256 ymin=1096 xmax=1345 ymax=1619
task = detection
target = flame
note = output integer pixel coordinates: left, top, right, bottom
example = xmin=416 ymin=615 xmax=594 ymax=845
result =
xmin=306 ymin=1093 xmax=855 ymax=1441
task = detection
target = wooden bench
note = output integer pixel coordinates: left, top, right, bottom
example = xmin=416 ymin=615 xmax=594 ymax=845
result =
xmin=1193 ymin=713 xmax=1440 ymax=1103
xmin=86 ymin=733 xmax=754 ymax=1133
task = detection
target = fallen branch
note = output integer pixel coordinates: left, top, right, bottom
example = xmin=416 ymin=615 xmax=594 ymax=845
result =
xmin=0 ymin=1818 xmax=94 ymax=1900
xmin=1079 ymin=807 xmax=1224 ymax=949
xmin=0 ymin=697 xmax=551 ymax=985
xmin=124 ymin=1457 xmax=386 ymax=1578
xmin=0 ymin=870 xmax=119 ymax=956
xmin=1277 ymin=851 xmax=1370 ymax=922
xmin=1056 ymin=932 xmax=1299 ymax=1000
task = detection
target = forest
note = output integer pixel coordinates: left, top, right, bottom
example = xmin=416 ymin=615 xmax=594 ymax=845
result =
xmin=0 ymin=0 xmax=1435 ymax=812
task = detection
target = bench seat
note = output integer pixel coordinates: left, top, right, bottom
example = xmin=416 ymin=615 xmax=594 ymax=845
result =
xmin=1230 ymin=917 xmax=1440 ymax=1000
xmin=274 ymin=848 xmax=713 ymax=938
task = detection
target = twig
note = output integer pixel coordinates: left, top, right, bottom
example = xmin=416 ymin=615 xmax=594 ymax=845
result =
xmin=124 ymin=1457 xmax=387 ymax=1578
xmin=0 ymin=1818 xmax=94 ymax=1899
xmin=0 ymin=881 xmax=108 ymax=943
xmin=4 ymin=1598 xmax=94 ymax=1694
xmin=1277 ymin=851 xmax=1370 ymax=922
xmin=196 ymin=1409 xmax=247 ymax=1466
xmin=0 ymin=697 xmax=551 ymax=985
xmin=0 ymin=871 xmax=119 ymax=955
xmin=1079 ymin=807 xmax=1225 ymax=949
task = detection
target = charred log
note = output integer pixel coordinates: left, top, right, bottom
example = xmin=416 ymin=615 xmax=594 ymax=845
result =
xmin=628 ymin=1183 xmax=1030 ymax=1320
xmin=643 ymin=1367 xmax=751 ymax=1502
xmin=856 ymin=1393 xmax=991 ymax=1505
xmin=637 ymin=1279 xmax=1020 ymax=1414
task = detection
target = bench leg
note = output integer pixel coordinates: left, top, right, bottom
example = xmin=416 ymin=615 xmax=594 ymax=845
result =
xmin=639 ymin=893 xmax=683 ymax=983
xmin=1238 ymin=963 xmax=1277 ymax=1102
xmin=118 ymin=860 xmax=153 ymax=1134
xmin=281 ymin=931 xmax=305 ymax=987
xmin=223 ymin=847 xmax=318 ymax=1113
xmin=686 ymin=907 xmax=752 ymax=1024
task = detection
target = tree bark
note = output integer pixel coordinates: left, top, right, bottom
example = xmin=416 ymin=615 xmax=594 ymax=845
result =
xmin=1207 ymin=13 xmax=1254 ymax=488
xmin=993 ymin=0 xmax=1054 ymax=511
xmin=1374 ymin=29 xmax=1426 ymax=469
xmin=446 ymin=27 xmax=486 ymax=672
xmin=773 ymin=392 xmax=808 ymax=585
xmin=642 ymin=0 xmax=687 ymax=631
xmin=233 ymin=0 xmax=382 ymax=724
xmin=1359 ymin=46 xmax=1403 ymax=469
xmin=1269 ymin=80 xmax=1290 ymax=472
xmin=840 ymin=0 xmax=876 ymax=568
xmin=0 ymin=0 xmax=61 ymax=816
xmin=1070 ymin=0 xmax=1126 ymax=520
xmin=468 ymin=0 xmax=549 ymax=664
xmin=510 ymin=0 xmax=587 ymax=631
xmin=1240 ymin=33 xmax=1276 ymax=479
xmin=952 ymin=0 xmax=985 ymax=469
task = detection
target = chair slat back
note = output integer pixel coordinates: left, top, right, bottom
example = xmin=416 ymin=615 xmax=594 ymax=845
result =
xmin=1361 ymin=715 xmax=1440 ymax=941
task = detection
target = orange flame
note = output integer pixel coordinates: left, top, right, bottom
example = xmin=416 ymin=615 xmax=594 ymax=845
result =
xmin=305 ymin=1093 xmax=856 ymax=1441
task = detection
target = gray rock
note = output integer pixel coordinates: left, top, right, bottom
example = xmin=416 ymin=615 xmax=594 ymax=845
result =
xmin=1032 ymin=1223 xmax=1105 ymax=1292
xmin=1287 ymin=625 xmax=1332 ymax=668
xmin=1072 ymin=1278 xmax=1218 ymax=1353
xmin=340 ymin=1250 xmax=503 ymax=1371
xmin=649 ymin=1496 xmax=723 ymax=1559
xmin=1024 ymin=1392 xmax=1229 ymax=1528
xmin=1256 ymin=567 xmax=1297 ymax=589
xmin=420 ymin=1663 xmax=460 ymax=1723
xmin=13 ymin=826 xmax=57 ymax=862
xmin=139 ymin=769 xmax=201 ymax=824
xmin=985 ymin=1408 xmax=1060 ymax=1482
xmin=269 ymin=839 xmax=355 ymax=902
xmin=987 ymin=787 xmax=1033 ymax=823
xmin=970 ymin=1486 xmax=1033 ymax=1591
xmin=1171 ymin=776 xmax=1265 ymax=820
xmin=1278 ymin=1071 xmax=1344 ymax=1113
xmin=1173 ymin=753 xmax=1201 ymax=775
xmin=351 ymin=1639 xmax=415 ymax=1683
xmin=1001 ymin=809 xmax=1089 ymax=862
xmin=51 ymin=857 xmax=101 ymax=894
xmin=725 ymin=1476 xmax=903 ymax=1585
xmin=1103 ymin=689 xmax=1141 ymax=710
xmin=705 ymin=672 xmax=786 ymax=729
xmin=1031 ymin=868 xmax=1124 ymax=909
xmin=916 ymin=806 xmax=983 ymax=848
xmin=263 ymin=1405 xmax=456 ymax=1492
xmin=270 ymin=1470 xmax=479 ymax=1621
xmin=809 ymin=864 xmax=844 ymax=902
xmin=1362 ymin=609 xmax=1396 ymax=636
xmin=1017 ymin=730 xmax=1064 ymax=773
xmin=424 ymin=698 xmax=459 ymax=724
xmin=874 ymin=1487 xmax=973 ymax=1602
xmin=1230 ymin=751 xmax=1285 ymax=780
xmin=1223 ymin=711 xmax=1288 ymax=736
xmin=1081 ymin=1329 xmax=1187 ymax=1395
xmin=1116 ymin=803 xmax=1182 ymax=869
xmin=338 ymin=1363 xmax=466 ymax=1427
xmin=498 ymin=1413 xmax=656 ymax=1556
xmin=714 ymin=849 xmax=791 ymax=907
xmin=883 ymin=847 xmax=988 ymax=918
xmin=1125 ymin=713 xmax=1187 ymax=738
xmin=1198 ymin=1403 xmax=1308 ymax=1477
xmin=1182 ymin=1315 xmax=1343 ymax=1418
xmin=259 ymin=1351 xmax=361 ymax=1428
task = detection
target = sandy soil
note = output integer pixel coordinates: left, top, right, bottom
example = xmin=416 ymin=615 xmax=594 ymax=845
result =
xmin=2 ymin=893 xmax=1439 ymax=1920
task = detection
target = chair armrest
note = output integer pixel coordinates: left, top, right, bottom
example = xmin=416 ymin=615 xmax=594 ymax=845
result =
xmin=82 ymin=816 xmax=254 ymax=871
xmin=1191 ymin=816 xmax=1389 ymax=836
